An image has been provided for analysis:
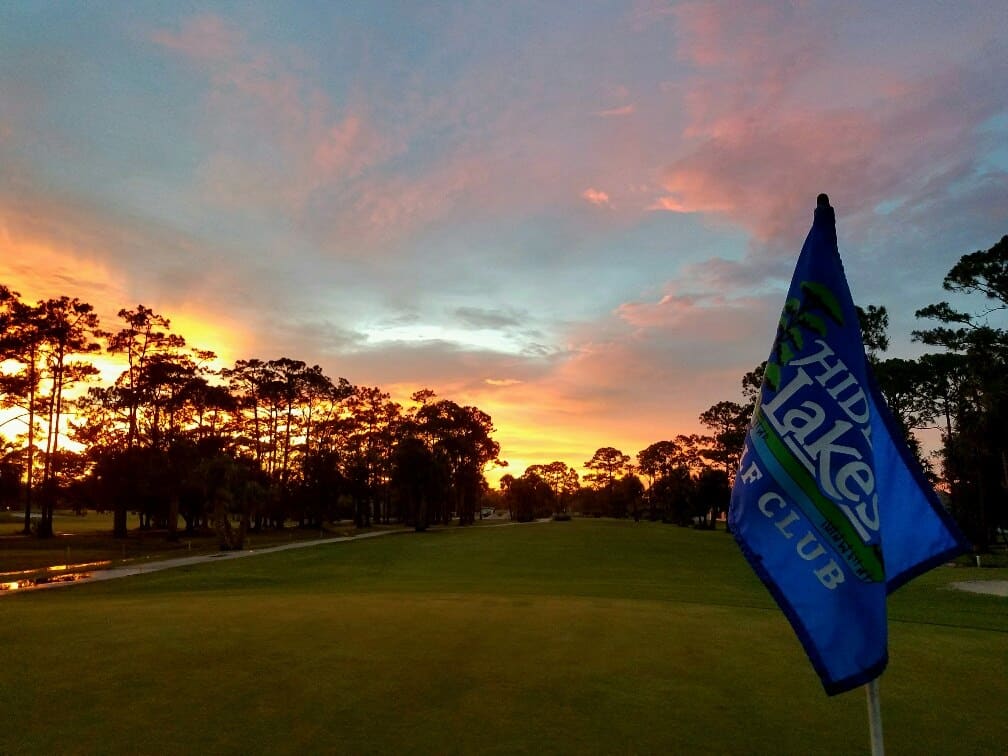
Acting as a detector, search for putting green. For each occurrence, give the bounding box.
[1,520,1004,754]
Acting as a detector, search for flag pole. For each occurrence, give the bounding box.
[865,677,884,756]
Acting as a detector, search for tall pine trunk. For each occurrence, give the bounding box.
[21,346,37,535]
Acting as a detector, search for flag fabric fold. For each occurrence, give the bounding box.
[728,195,969,695]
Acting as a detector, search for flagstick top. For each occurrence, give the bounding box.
[814,193,836,229]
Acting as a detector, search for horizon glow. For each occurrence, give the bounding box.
[1,1,1006,486]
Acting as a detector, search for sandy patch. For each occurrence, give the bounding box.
[949,580,1008,597]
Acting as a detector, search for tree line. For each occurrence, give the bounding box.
[498,228,1008,549]
[0,286,778,541]
[0,296,501,543]
[495,437,734,527]
[2,234,1005,549]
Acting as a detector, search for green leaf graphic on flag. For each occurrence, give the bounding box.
[764,281,845,391]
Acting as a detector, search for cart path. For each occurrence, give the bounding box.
[2,518,548,596]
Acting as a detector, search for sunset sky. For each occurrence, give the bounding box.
[2,1,1007,484]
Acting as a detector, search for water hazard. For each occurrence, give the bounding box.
[0,560,111,593]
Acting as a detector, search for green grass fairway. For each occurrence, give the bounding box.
[1,520,1004,754]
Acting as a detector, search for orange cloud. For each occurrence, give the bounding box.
[373,348,682,490]
[484,378,523,387]
[0,194,251,372]
[157,307,250,368]
[0,215,128,317]
[581,187,611,207]
[451,304,769,489]
[648,195,693,213]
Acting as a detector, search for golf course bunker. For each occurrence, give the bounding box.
[949,580,1008,597]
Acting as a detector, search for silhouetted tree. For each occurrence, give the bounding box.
[104,306,187,448]
[525,461,579,514]
[913,234,1008,549]
[0,437,23,510]
[502,469,553,521]
[740,362,766,407]
[651,466,695,525]
[616,473,646,521]
[390,436,447,531]
[857,304,890,363]
[694,468,730,529]
[343,386,402,526]
[4,286,514,542]
[637,437,693,520]
[698,401,747,483]
[584,447,629,491]
[223,358,274,467]
[32,297,102,537]
[415,398,501,525]
[584,447,631,517]
[0,290,46,533]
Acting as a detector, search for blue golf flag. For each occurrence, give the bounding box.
[728,195,969,695]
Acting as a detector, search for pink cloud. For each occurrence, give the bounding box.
[616,289,778,344]
[152,15,395,214]
[657,110,885,239]
[649,0,1008,244]
[342,155,490,243]
[671,1,824,74]
[617,292,700,329]
[312,116,364,175]
[597,104,635,117]
[647,194,702,213]
[581,187,611,207]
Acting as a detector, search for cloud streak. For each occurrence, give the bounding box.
[597,104,635,117]
[653,0,1008,251]
[152,14,397,218]
[1,1,1006,485]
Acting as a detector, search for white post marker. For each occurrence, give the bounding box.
[866,677,884,756]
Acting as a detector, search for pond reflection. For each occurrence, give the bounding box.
[0,560,112,593]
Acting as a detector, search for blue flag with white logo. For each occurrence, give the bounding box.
[728,195,969,695]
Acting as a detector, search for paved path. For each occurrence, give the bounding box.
[2,528,406,596]
[2,518,548,596]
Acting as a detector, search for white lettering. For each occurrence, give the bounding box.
[804,420,862,500]
[775,510,800,539]
[762,369,814,433]
[826,373,858,401]
[796,532,826,561]
[840,388,871,425]
[758,491,786,518]
[791,340,845,385]
[835,460,874,502]
[741,461,763,484]
[756,489,852,590]
[791,339,872,426]
[779,401,826,446]
[815,560,846,590]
